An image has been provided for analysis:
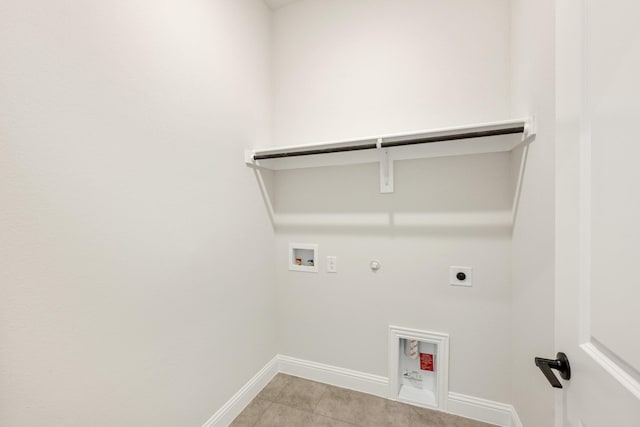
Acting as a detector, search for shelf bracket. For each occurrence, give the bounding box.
[378,139,394,193]
[244,149,257,168]
[523,115,537,140]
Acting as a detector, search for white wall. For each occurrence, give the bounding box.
[0,1,276,426]
[271,0,514,403]
[509,0,556,425]
[273,0,512,146]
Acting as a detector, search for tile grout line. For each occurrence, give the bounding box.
[310,387,360,426]
[245,375,289,427]
[312,386,361,427]
[311,386,329,414]
[271,381,361,427]
[249,400,272,427]
[270,376,290,403]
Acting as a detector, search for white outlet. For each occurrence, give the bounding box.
[327,256,337,273]
[450,266,472,287]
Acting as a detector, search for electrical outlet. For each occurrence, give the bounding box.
[327,256,337,273]
[450,266,472,287]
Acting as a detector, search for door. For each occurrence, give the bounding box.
[556,0,640,425]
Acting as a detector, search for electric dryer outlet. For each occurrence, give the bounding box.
[450,266,473,287]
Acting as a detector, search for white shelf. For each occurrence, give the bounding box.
[245,118,534,172]
[245,118,534,195]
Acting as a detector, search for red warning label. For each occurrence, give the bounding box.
[420,353,434,371]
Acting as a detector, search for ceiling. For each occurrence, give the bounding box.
[264,0,300,10]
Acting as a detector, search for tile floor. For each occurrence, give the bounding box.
[230,374,497,427]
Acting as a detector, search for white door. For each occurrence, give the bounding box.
[556,0,640,425]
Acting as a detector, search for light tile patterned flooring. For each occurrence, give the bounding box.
[230,374,497,427]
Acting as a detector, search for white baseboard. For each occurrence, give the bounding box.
[277,355,389,398]
[447,392,519,427]
[203,355,522,427]
[201,356,278,427]
[279,356,520,427]
[510,407,523,427]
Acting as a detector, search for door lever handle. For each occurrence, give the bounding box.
[534,352,571,388]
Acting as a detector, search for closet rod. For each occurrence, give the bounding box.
[253,126,525,160]
[380,126,524,148]
[253,142,378,160]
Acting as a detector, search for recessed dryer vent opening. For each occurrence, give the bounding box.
[399,339,437,405]
[388,326,449,410]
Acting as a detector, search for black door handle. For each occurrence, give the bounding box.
[534,352,571,388]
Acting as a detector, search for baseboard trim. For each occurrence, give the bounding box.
[203,355,522,427]
[447,392,517,427]
[201,356,278,427]
[277,355,389,398]
[510,406,523,427]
